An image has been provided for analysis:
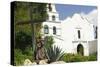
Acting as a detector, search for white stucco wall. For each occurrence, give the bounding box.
[60,14,96,56]
[88,40,97,55]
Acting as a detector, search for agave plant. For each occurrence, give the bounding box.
[46,45,64,63]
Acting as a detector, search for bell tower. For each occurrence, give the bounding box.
[46,3,60,22]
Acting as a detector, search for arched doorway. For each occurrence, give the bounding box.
[77,44,84,55]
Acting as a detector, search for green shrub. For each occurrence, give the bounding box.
[69,54,88,62]
[60,53,97,62]
[15,31,32,51]
[44,36,54,49]
[44,36,64,63]
[46,45,64,63]
[88,53,97,61]
[23,46,34,62]
[14,48,34,66]
[14,49,25,65]
[14,31,34,65]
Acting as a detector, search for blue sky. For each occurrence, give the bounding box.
[56,4,97,20]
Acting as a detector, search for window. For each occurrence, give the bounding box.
[46,15,49,20]
[95,26,97,39]
[78,30,81,39]
[44,25,49,34]
[53,26,56,35]
[52,15,55,21]
[48,4,52,11]
[93,25,97,39]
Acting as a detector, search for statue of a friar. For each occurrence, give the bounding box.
[34,36,49,64]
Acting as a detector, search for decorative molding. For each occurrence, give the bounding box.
[72,40,87,43]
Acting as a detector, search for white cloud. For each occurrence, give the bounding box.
[81,9,98,26]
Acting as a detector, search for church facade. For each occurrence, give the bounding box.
[41,3,97,56]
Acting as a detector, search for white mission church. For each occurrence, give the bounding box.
[41,3,97,56]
